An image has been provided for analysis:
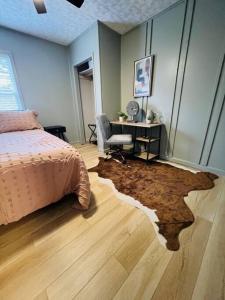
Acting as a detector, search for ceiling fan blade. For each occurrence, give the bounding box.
[66,0,84,8]
[33,0,47,14]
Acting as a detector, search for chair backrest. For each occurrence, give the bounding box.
[96,114,111,144]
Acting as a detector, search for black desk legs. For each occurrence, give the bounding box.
[133,126,137,154]
[158,125,162,158]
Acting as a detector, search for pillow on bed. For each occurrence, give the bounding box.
[0,110,43,133]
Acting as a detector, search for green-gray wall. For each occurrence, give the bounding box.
[99,23,121,120]
[69,22,121,149]
[69,23,102,143]
[121,0,225,175]
[0,22,121,149]
[0,26,75,142]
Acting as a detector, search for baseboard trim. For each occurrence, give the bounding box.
[68,143,225,176]
[167,156,225,176]
[202,166,225,177]
[69,140,80,145]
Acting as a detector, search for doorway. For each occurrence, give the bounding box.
[76,59,96,143]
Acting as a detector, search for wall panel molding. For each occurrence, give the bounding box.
[120,0,225,173]
[169,0,195,157]
[172,0,225,165]
[121,23,147,112]
[200,52,225,166]
[150,1,186,156]
[207,95,225,164]
[169,157,225,176]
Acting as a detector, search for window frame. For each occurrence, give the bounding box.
[0,50,25,111]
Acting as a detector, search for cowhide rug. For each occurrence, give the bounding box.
[89,158,218,251]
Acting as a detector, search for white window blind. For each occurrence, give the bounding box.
[0,53,23,111]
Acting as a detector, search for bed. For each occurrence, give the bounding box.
[0,111,90,225]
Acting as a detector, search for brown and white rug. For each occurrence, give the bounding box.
[89,158,218,251]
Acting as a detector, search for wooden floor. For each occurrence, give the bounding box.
[0,144,225,300]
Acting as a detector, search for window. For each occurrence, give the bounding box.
[0,52,23,111]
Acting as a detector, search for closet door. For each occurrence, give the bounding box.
[79,76,95,142]
[173,0,225,164]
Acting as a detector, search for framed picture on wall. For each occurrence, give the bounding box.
[133,55,154,97]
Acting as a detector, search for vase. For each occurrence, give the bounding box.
[119,116,124,122]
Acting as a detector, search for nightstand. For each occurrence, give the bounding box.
[44,125,66,141]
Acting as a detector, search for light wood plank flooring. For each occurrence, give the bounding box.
[0,143,224,300]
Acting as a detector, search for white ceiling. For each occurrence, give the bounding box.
[0,0,179,46]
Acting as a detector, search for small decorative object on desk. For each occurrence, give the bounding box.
[146,110,157,124]
[118,111,128,122]
[126,100,139,122]
[146,114,152,124]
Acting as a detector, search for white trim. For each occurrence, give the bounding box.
[71,56,95,144]
[169,156,225,176]
[73,64,86,143]
[70,51,103,150]
[69,140,81,145]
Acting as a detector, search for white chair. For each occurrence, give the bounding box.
[96,114,133,163]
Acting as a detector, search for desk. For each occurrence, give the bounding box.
[110,121,162,162]
[110,120,161,129]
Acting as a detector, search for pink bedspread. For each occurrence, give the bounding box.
[0,130,90,225]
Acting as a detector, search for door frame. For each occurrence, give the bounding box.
[73,54,98,144]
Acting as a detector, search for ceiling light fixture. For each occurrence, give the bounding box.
[33,0,84,14]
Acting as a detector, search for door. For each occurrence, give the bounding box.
[79,72,96,142]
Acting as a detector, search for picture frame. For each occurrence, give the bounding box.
[133,55,154,97]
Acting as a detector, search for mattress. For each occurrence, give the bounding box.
[0,129,90,225]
